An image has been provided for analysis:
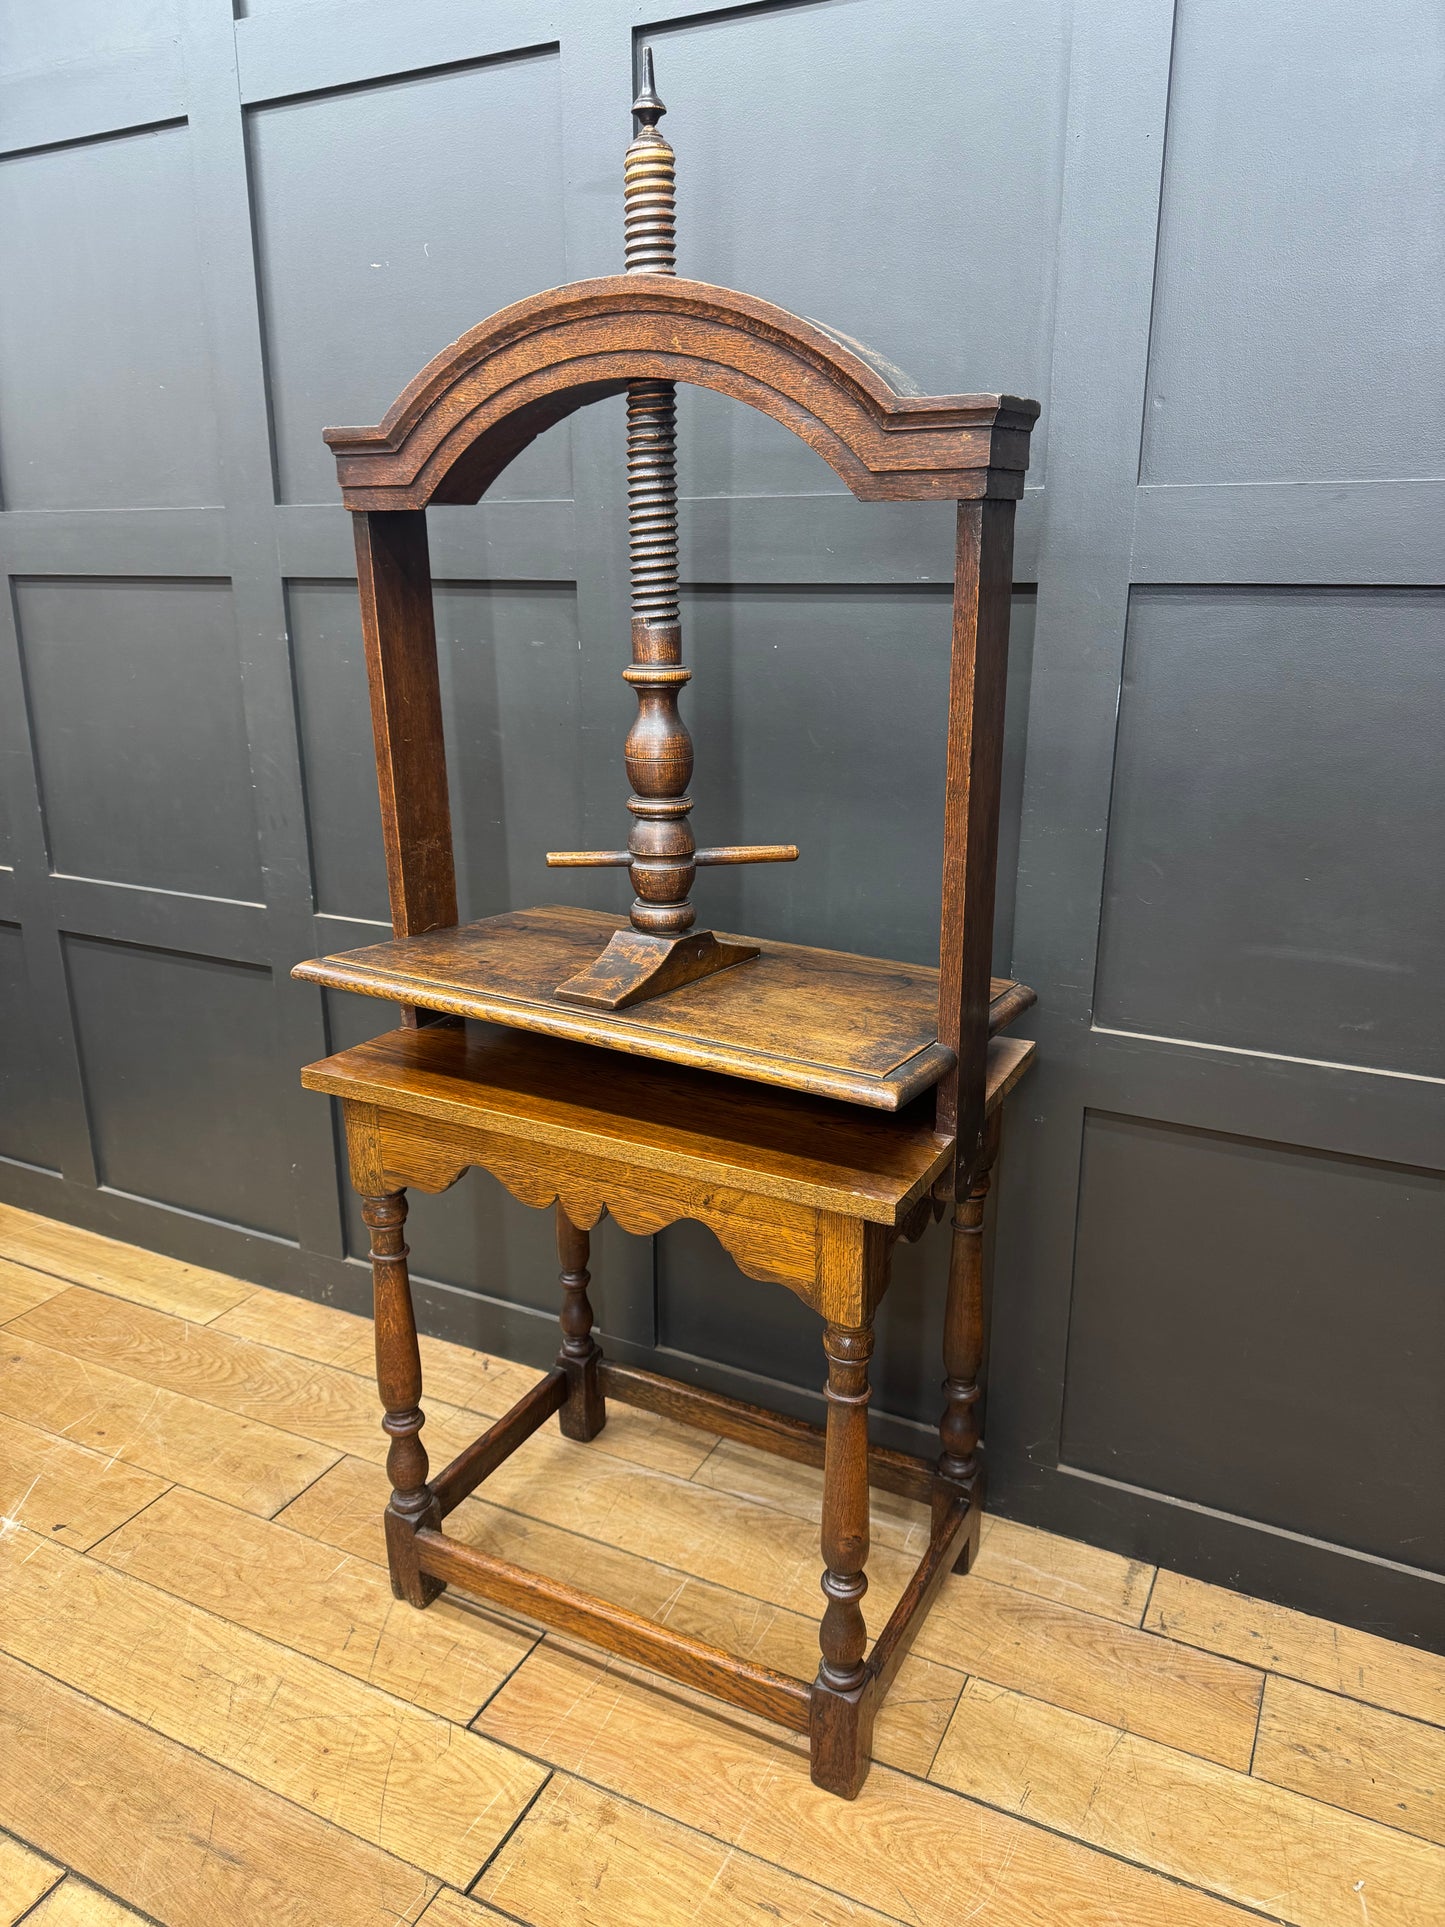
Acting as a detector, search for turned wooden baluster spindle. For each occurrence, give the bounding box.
[548,49,798,1011]
[817,1323,873,1694]
[362,1190,443,1606]
[555,1204,605,1440]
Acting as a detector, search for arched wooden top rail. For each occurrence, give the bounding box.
[324,277,1039,510]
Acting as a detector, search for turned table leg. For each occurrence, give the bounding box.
[933,1117,1001,1572]
[556,1203,606,1441]
[810,1319,876,1798]
[362,1190,443,1607]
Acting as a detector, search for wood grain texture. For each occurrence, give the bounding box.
[693,1439,1159,1627]
[1253,1674,1445,1846]
[279,1455,964,1778]
[3,1227,1437,1925]
[0,1411,168,1552]
[323,276,1037,510]
[476,1772,901,1926]
[604,1361,939,1505]
[415,1890,516,1927]
[0,1651,437,1927]
[935,497,1015,1155]
[1146,1570,1445,1726]
[0,1330,337,1515]
[973,1513,1156,1625]
[692,1437,934,1554]
[408,1415,859,1621]
[213,1284,713,1477]
[475,1642,1261,1927]
[695,1431,1154,1620]
[908,1572,1263,1770]
[351,509,457,958]
[0,1528,544,1884]
[417,1527,814,1732]
[26,1879,153,1925]
[91,1486,536,1724]
[304,1019,955,1221]
[430,1366,566,1515]
[7,1285,484,1477]
[0,1257,66,1325]
[0,1832,61,1924]
[374,1107,831,1303]
[931,1675,1445,1927]
[286,1420,1238,1767]
[0,1204,253,1322]
[296,906,1027,1111]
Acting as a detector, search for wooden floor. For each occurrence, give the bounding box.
[0,1205,1441,1927]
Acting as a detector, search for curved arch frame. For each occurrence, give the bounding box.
[325,276,1037,509]
[330,277,1037,1171]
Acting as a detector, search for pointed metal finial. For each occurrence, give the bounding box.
[632,45,666,129]
[623,47,675,276]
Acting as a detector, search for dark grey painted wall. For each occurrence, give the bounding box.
[0,0,1440,1648]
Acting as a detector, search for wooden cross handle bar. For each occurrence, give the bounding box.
[547,844,799,868]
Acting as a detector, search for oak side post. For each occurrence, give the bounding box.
[935,496,1017,1183]
[934,1110,1002,1572]
[352,507,458,1028]
[556,1203,606,1440]
[810,1319,876,1798]
[361,1190,444,1607]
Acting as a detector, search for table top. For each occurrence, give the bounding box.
[302,1019,1033,1221]
[293,904,1029,1112]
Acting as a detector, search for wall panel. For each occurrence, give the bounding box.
[247,50,568,504]
[17,577,263,901]
[1062,1111,1445,1571]
[654,0,1069,499]
[63,935,293,1237]
[0,122,221,510]
[0,921,63,1172]
[1141,0,1445,485]
[0,1,178,73]
[1095,586,1445,1075]
[290,576,585,925]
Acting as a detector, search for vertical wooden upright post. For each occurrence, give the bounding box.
[352,508,457,1024]
[934,1109,1001,1569]
[556,1203,606,1440]
[361,1188,443,1607]
[810,1319,876,1798]
[935,496,1017,1183]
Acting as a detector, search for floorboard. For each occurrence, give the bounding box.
[1146,1569,1445,1726]
[0,1207,252,1324]
[0,1652,437,1927]
[24,1877,157,1925]
[0,1411,168,1552]
[931,1674,1445,1927]
[1,1212,1440,1927]
[0,1330,337,1515]
[1252,1674,1445,1847]
[0,1529,543,1885]
[0,1829,62,1924]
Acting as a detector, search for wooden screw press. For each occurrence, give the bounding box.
[295,50,1039,1798]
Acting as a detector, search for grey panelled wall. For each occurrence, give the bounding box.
[0,0,1440,1648]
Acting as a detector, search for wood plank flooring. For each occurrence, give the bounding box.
[0,1201,1440,1926]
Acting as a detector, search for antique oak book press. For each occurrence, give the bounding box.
[295,56,1038,1799]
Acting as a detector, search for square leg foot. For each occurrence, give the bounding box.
[558,1350,608,1441]
[932,1479,983,1574]
[809,1675,878,1800]
[385,1500,445,1608]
